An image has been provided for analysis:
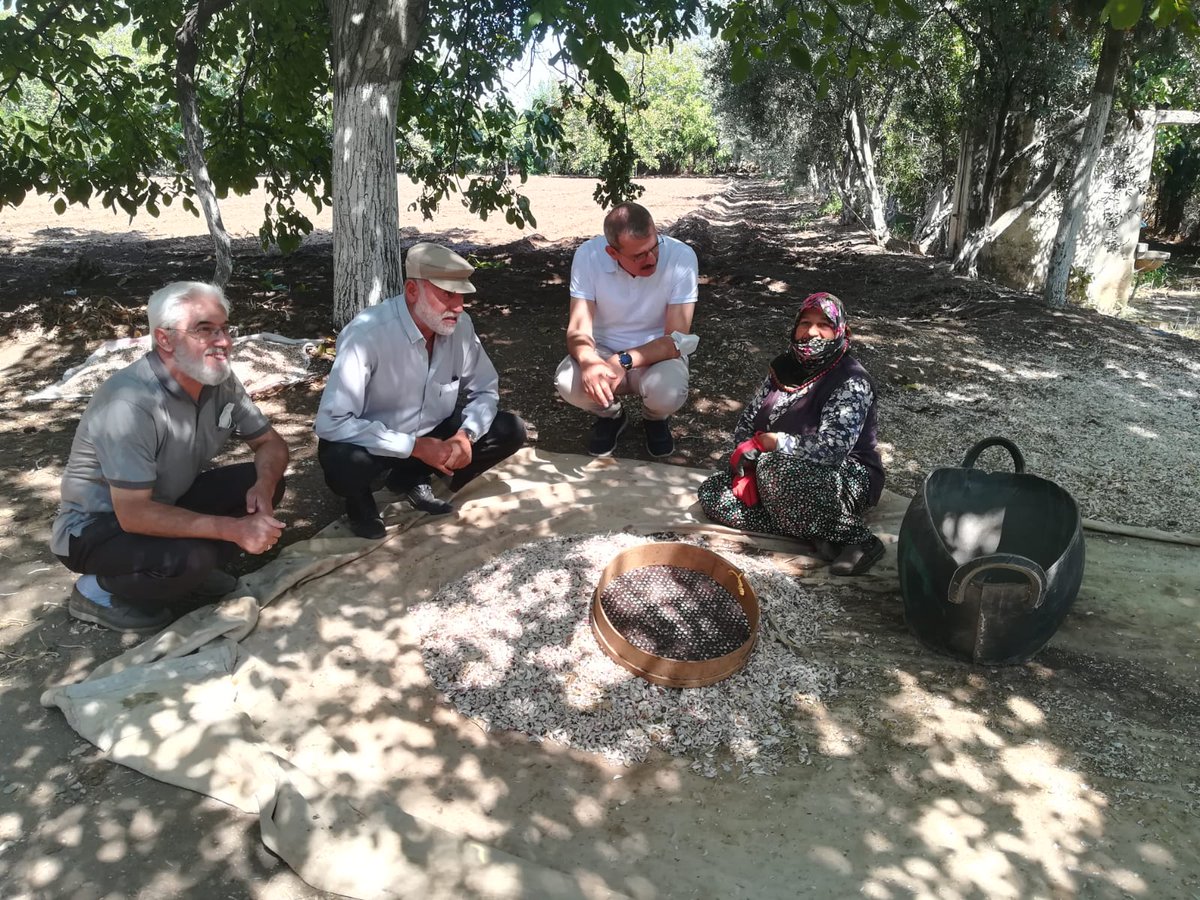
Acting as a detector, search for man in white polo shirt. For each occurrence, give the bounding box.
[554,202,698,458]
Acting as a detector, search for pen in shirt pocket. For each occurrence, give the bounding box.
[218,402,234,429]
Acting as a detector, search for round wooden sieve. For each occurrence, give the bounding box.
[590,542,760,688]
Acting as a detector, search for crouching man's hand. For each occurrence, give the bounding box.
[581,356,623,407]
[445,430,474,470]
[412,436,454,475]
[230,511,285,555]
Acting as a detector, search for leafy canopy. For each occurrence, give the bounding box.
[1,0,705,247]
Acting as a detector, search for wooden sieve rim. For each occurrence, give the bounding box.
[590,542,760,689]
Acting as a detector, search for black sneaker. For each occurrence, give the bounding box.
[830,535,886,576]
[346,494,385,539]
[406,483,453,515]
[192,569,240,600]
[587,411,627,457]
[68,585,174,635]
[644,417,674,458]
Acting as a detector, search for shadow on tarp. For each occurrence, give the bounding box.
[40,448,1200,899]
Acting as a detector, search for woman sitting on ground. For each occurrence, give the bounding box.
[698,292,885,575]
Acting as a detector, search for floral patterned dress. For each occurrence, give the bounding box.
[698,375,876,545]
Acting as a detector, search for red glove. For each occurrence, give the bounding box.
[729,434,768,506]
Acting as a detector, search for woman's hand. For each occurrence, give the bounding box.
[756,432,779,452]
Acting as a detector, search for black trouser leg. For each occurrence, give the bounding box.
[60,463,284,610]
[378,415,464,494]
[447,411,527,491]
[318,412,527,497]
[387,409,528,492]
[317,439,392,501]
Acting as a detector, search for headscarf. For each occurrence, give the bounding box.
[768,292,849,392]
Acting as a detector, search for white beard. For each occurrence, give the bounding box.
[176,344,232,386]
[413,285,459,336]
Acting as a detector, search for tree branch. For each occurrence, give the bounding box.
[176,0,240,285]
[0,1,71,97]
[934,0,992,68]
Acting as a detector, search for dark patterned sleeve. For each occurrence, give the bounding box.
[732,378,771,445]
[775,377,874,465]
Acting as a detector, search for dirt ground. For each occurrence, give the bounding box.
[1,175,1199,898]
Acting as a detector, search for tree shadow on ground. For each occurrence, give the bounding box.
[3,176,1199,897]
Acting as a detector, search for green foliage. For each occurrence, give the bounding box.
[1,0,706,252]
[1124,28,1200,235]
[1067,266,1094,305]
[1102,0,1200,32]
[709,0,933,207]
[0,5,184,216]
[876,17,970,213]
[402,0,710,209]
[818,193,843,216]
[1134,261,1176,289]
[535,44,730,181]
[0,0,331,252]
[709,0,1112,234]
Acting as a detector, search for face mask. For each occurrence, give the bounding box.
[791,335,836,360]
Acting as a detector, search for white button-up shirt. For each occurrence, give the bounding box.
[314,296,499,458]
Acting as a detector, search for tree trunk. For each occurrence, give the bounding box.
[951,158,1064,277]
[947,79,992,255]
[947,122,975,254]
[996,110,1088,186]
[327,0,428,327]
[915,184,951,256]
[975,78,1014,235]
[837,159,856,225]
[844,93,889,244]
[1042,27,1126,309]
[176,0,238,288]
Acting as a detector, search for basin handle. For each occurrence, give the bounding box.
[961,437,1026,474]
[948,554,1047,609]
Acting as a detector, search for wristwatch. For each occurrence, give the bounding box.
[463,427,480,444]
[617,351,633,371]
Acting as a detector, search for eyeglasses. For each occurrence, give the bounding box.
[611,235,665,264]
[168,324,239,341]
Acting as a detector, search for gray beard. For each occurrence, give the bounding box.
[176,350,231,386]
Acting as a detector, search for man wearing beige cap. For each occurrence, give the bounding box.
[315,242,526,537]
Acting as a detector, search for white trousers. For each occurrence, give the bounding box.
[554,346,690,421]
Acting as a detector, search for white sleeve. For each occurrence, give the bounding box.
[668,242,699,305]
[457,326,500,439]
[568,242,596,301]
[313,339,417,458]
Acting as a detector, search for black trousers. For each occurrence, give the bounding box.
[57,463,286,610]
[317,410,527,502]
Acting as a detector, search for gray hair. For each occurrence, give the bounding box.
[603,202,655,248]
[147,282,229,346]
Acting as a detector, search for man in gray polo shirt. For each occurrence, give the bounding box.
[52,281,290,634]
[315,242,526,538]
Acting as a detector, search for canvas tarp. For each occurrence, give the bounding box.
[41,449,1200,898]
